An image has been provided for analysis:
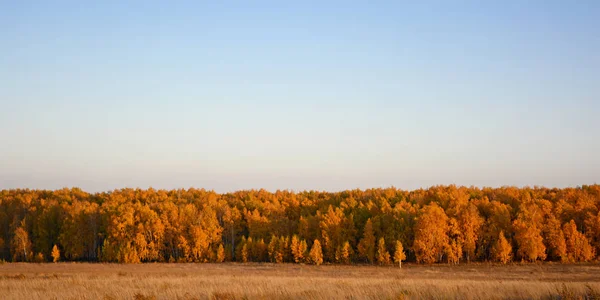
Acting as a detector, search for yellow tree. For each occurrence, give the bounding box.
[290,235,299,261]
[189,226,210,262]
[477,200,512,261]
[393,240,406,268]
[584,211,600,257]
[336,241,353,264]
[222,206,242,261]
[458,204,483,262]
[563,220,594,262]
[268,235,279,263]
[445,240,462,264]
[51,245,60,263]
[543,216,567,261]
[319,206,345,262]
[357,219,376,263]
[177,235,191,262]
[291,235,305,263]
[216,244,225,263]
[278,236,290,263]
[513,217,546,262]
[298,239,308,263]
[376,237,391,265]
[492,231,512,264]
[241,243,250,263]
[11,225,32,262]
[308,240,323,265]
[413,204,449,263]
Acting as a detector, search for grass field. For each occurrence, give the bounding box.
[0,263,599,299]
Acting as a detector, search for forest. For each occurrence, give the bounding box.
[1,185,599,265]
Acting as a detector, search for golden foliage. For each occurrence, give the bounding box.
[51,245,60,263]
[308,240,323,265]
[0,185,598,264]
[493,231,512,264]
[393,240,406,268]
[357,219,376,264]
[376,237,390,265]
[413,204,449,263]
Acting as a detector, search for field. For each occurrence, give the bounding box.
[1,263,599,300]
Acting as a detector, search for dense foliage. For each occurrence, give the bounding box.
[1,185,599,264]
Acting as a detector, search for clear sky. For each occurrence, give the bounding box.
[1,1,599,192]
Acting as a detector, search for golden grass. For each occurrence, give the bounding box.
[0,262,599,299]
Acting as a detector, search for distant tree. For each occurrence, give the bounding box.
[11,225,32,262]
[278,236,290,263]
[241,243,249,263]
[357,219,376,264]
[445,240,462,264]
[458,204,483,262]
[51,245,60,263]
[376,237,390,265]
[584,212,600,257]
[235,236,247,263]
[298,240,308,263]
[291,235,301,263]
[413,204,449,263]
[336,241,353,264]
[216,244,225,263]
[513,217,546,262]
[563,220,594,262]
[492,231,512,264]
[320,206,345,262]
[268,235,278,263]
[35,252,45,263]
[255,239,268,262]
[1,184,600,265]
[393,240,406,268]
[308,240,323,265]
[543,216,567,262]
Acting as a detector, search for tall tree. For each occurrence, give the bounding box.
[308,240,323,266]
[513,217,546,262]
[492,231,512,264]
[563,220,594,262]
[11,225,32,262]
[543,216,567,261]
[216,244,225,263]
[393,240,406,268]
[458,204,483,262]
[413,204,449,263]
[336,241,353,264]
[376,237,390,265]
[357,219,376,263]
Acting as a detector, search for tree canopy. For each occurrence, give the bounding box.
[0,185,598,264]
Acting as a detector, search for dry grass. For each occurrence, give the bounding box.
[0,262,599,299]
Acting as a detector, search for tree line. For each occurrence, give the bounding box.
[1,185,599,265]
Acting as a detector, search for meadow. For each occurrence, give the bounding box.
[1,262,599,300]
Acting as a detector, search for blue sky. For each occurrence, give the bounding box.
[1,1,599,192]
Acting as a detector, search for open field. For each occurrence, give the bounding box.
[1,263,599,300]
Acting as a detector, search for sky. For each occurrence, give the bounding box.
[1,1,599,193]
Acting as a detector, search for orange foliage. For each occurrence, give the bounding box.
[0,185,598,264]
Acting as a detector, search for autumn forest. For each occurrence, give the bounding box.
[1,185,599,265]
